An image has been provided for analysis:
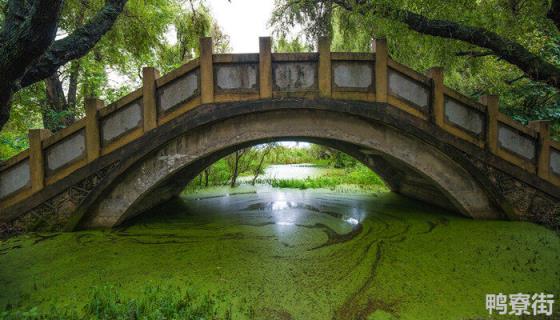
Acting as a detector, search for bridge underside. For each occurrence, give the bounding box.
[80,106,500,228]
[1,99,559,234]
[2,38,560,234]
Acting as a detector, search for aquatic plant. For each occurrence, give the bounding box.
[1,284,231,320]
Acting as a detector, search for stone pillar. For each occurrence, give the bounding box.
[480,95,499,155]
[427,67,444,127]
[529,120,551,180]
[259,37,272,99]
[373,38,388,103]
[85,98,103,162]
[318,37,332,98]
[200,37,214,104]
[29,128,51,192]
[142,67,160,132]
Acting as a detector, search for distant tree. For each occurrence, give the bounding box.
[251,144,278,185]
[273,35,312,52]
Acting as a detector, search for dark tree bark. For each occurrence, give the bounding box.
[43,73,75,132]
[67,61,80,108]
[0,0,128,131]
[19,0,128,89]
[204,168,210,187]
[548,0,560,29]
[0,0,63,130]
[251,146,273,185]
[230,150,242,188]
[331,0,560,90]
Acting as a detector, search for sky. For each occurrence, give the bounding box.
[206,0,276,53]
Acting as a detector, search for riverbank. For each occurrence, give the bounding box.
[187,162,389,194]
[1,190,558,319]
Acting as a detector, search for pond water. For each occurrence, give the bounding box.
[238,163,327,183]
[0,165,559,319]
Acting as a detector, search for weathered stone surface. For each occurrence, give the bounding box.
[0,160,30,199]
[85,109,496,228]
[551,148,560,176]
[46,130,86,173]
[273,62,316,91]
[388,70,429,109]
[333,62,372,89]
[498,124,536,160]
[158,71,198,113]
[2,99,559,234]
[444,97,484,135]
[1,161,119,235]
[471,158,560,229]
[101,101,142,144]
[215,63,257,90]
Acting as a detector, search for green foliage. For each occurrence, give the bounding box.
[186,143,388,193]
[268,163,387,192]
[272,0,560,139]
[273,36,312,52]
[1,284,229,320]
[0,0,230,159]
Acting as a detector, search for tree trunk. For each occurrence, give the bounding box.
[67,61,80,108]
[204,168,210,187]
[43,73,74,132]
[252,147,272,185]
[0,0,128,132]
[230,151,240,188]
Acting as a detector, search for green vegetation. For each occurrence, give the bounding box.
[267,164,387,193]
[272,0,560,139]
[0,0,229,160]
[0,193,558,319]
[2,285,231,320]
[185,143,388,193]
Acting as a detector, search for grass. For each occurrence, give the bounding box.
[267,164,388,192]
[1,284,234,320]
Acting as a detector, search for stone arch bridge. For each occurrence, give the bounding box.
[1,37,559,233]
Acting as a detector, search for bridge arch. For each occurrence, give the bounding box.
[79,104,498,228]
[4,37,559,233]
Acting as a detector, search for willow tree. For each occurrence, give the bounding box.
[0,0,132,132]
[272,0,560,136]
[0,1,229,159]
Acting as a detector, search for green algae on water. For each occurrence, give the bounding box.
[0,191,559,319]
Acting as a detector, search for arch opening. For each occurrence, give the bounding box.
[80,108,499,228]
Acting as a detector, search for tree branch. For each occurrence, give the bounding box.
[455,50,495,57]
[332,0,560,89]
[0,0,63,80]
[548,0,560,30]
[18,0,128,89]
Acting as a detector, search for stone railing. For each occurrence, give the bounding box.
[1,37,559,210]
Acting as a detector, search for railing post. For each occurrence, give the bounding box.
[318,37,332,98]
[259,37,272,99]
[427,67,444,127]
[529,120,551,180]
[200,37,214,104]
[373,38,388,103]
[142,67,160,132]
[86,98,103,162]
[481,95,499,155]
[28,128,51,193]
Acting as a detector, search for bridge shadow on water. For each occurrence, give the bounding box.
[87,185,559,319]
[0,186,559,318]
